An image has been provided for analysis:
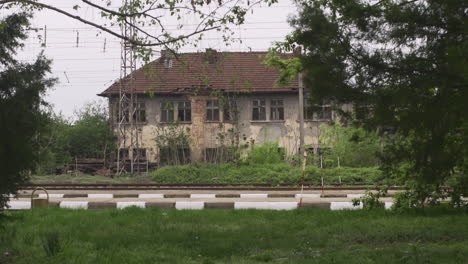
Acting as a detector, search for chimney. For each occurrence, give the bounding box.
[205,48,218,64]
[293,46,302,57]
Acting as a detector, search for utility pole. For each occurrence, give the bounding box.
[297,47,305,154]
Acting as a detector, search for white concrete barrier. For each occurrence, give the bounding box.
[385,202,394,209]
[234,202,297,210]
[175,201,205,210]
[39,193,64,198]
[268,202,298,210]
[295,194,321,198]
[88,194,113,199]
[60,201,88,209]
[347,194,365,198]
[240,194,268,198]
[117,202,146,209]
[330,202,363,210]
[190,194,216,199]
[138,194,165,199]
[6,201,31,210]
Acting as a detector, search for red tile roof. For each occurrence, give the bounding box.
[98,51,298,96]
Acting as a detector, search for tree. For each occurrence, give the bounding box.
[67,102,116,161]
[0,0,278,57]
[271,0,467,206]
[0,13,56,209]
[319,122,381,168]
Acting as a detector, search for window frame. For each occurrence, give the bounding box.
[270,99,285,121]
[251,98,266,121]
[160,101,175,122]
[206,99,220,122]
[177,100,192,122]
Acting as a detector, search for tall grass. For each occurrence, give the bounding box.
[0,207,467,263]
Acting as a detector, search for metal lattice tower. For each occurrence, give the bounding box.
[116,0,141,174]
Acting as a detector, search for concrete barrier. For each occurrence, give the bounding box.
[117,201,145,209]
[138,194,165,199]
[175,201,205,210]
[60,201,88,209]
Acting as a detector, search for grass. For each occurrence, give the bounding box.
[0,207,467,263]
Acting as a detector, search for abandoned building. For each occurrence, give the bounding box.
[99,49,346,165]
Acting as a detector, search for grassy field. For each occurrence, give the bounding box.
[1,207,467,263]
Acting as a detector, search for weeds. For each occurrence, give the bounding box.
[41,232,62,257]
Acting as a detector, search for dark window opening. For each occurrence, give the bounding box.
[204,147,234,163]
[161,102,175,122]
[178,101,191,122]
[252,99,266,120]
[116,102,130,123]
[119,148,129,160]
[304,99,314,120]
[270,99,284,120]
[317,105,332,120]
[133,148,147,161]
[159,147,191,166]
[133,102,146,122]
[223,100,237,122]
[206,100,220,121]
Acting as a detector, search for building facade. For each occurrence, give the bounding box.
[99,50,346,164]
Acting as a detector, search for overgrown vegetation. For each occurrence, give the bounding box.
[0,13,56,210]
[35,101,116,173]
[0,207,467,263]
[267,0,467,208]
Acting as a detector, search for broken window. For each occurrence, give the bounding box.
[159,146,191,166]
[133,101,146,122]
[252,99,266,120]
[206,100,220,121]
[223,100,237,122]
[177,100,191,122]
[161,102,175,122]
[132,148,147,161]
[270,99,284,120]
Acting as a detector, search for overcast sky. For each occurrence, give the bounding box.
[2,0,297,118]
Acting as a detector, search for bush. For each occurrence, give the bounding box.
[150,163,382,184]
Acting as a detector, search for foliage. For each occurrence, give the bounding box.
[352,189,388,210]
[319,122,382,167]
[248,142,285,165]
[66,102,115,160]
[0,13,56,209]
[154,124,192,166]
[150,163,382,184]
[1,208,467,263]
[268,0,467,207]
[34,102,116,173]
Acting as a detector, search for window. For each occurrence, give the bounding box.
[177,101,191,122]
[252,99,266,120]
[204,147,233,163]
[304,99,314,120]
[133,102,146,122]
[161,102,175,122]
[223,100,237,122]
[118,148,129,160]
[116,101,130,123]
[133,148,147,160]
[164,58,173,68]
[317,105,332,120]
[206,100,220,121]
[270,99,284,120]
[159,147,190,166]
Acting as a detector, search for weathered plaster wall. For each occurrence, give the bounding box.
[110,94,342,163]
